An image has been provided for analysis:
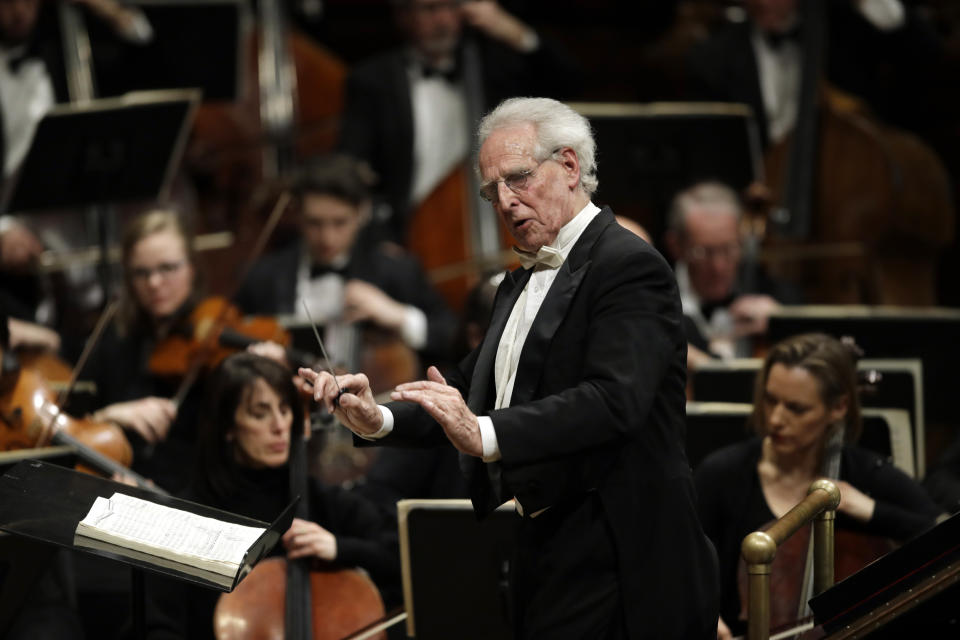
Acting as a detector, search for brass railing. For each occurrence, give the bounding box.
[741,479,841,640]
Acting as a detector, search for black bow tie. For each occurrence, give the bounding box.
[420,62,460,83]
[309,263,348,279]
[700,292,738,320]
[763,25,801,50]
[6,51,33,74]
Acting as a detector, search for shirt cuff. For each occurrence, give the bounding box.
[477,416,501,462]
[518,29,540,53]
[859,0,905,31]
[355,405,395,440]
[401,305,428,351]
[116,8,154,44]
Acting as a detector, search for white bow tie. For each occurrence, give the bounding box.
[513,245,564,270]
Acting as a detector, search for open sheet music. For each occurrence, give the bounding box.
[75,492,266,578]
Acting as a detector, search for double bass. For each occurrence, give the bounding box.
[758,0,955,306]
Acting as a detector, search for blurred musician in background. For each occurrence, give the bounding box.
[664,181,799,369]
[70,209,198,492]
[336,0,582,242]
[236,154,457,369]
[0,0,152,340]
[695,333,944,639]
[685,0,940,148]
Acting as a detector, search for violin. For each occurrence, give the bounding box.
[148,296,297,380]
[0,349,161,493]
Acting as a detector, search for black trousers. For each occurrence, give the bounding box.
[512,492,627,640]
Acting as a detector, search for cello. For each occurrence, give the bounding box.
[212,356,386,640]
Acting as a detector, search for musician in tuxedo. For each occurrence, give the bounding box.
[336,0,581,242]
[684,0,940,149]
[235,154,457,366]
[664,181,800,370]
[0,0,151,334]
[303,97,719,640]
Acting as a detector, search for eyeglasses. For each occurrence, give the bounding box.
[129,260,185,282]
[479,158,551,203]
[686,243,741,263]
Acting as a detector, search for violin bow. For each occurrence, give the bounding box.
[56,299,118,407]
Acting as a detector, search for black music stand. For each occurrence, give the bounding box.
[397,499,517,639]
[0,460,295,639]
[767,306,960,431]
[567,102,763,242]
[1,89,198,214]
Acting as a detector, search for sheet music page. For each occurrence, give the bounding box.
[76,493,266,573]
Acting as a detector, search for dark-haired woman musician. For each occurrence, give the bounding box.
[144,351,399,639]
[695,333,944,639]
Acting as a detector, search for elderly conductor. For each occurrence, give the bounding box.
[302,97,719,640]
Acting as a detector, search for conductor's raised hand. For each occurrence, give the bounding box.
[297,368,383,436]
[391,366,482,457]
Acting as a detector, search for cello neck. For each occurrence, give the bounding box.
[258,0,299,178]
[58,1,97,102]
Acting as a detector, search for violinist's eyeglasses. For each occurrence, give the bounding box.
[130,260,185,282]
[479,157,552,203]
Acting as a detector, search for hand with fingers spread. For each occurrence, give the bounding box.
[94,397,176,444]
[282,517,338,561]
[297,367,383,436]
[391,366,482,457]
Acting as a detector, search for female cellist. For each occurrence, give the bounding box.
[144,351,399,639]
[694,333,944,639]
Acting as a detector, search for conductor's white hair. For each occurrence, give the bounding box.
[477,97,598,196]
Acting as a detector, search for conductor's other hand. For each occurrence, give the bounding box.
[297,368,383,436]
[392,366,482,457]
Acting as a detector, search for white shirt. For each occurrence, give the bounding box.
[294,246,428,358]
[675,261,748,360]
[407,57,469,208]
[0,46,55,178]
[751,0,905,143]
[367,202,601,451]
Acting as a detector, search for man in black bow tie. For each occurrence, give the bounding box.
[305,97,720,640]
[685,0,937,149]
[664,181,797,369]
[236,154,457,366]
[336,0,581,244]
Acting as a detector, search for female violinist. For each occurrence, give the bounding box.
[69,209,199,491]
[144,351,399,639]
[694,333,944,639]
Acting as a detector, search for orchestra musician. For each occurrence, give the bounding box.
[69,209,198,492]
[663,181,800,370]
[144,351,400,639]
[336,0,582,242]
[0,0,152,339]
[695,333,944,639]
[684,0,940,149]
[235,153,458,368]
[303,97,719,640]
